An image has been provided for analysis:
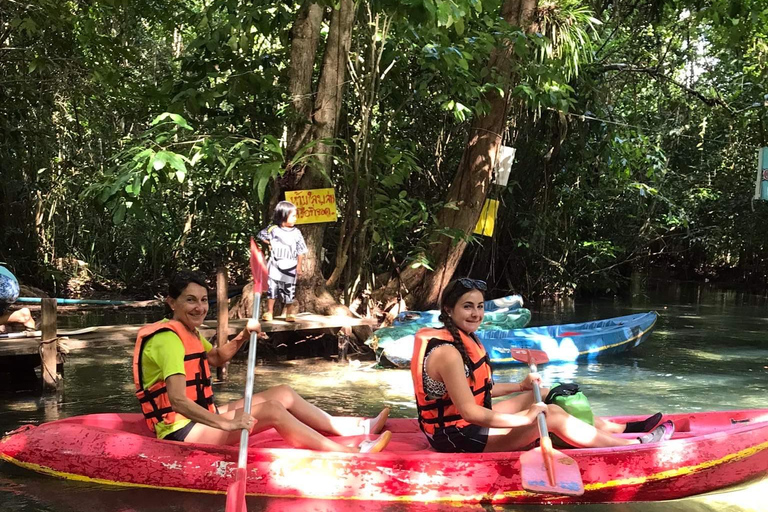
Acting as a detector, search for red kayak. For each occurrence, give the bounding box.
[2,409,768,505]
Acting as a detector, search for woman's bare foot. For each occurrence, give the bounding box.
[359,407,390,435]
[359,431,392,453]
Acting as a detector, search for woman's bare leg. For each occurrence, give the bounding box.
[484,405,638,452]
[546,406,638,447]
[492,387,549,414]
[184,407,250,445]
[218,384,387,436]
[185,400,360,451]
[495,389,627,435]
[594,416,627,434]
[485,421,541,452]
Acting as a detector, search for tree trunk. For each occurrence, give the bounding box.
[285,1,324,161]
[287,0,357,315]
[404,0,539,309]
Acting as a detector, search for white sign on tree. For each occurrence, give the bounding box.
[493,145,516,187]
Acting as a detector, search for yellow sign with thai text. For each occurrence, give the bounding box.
[473,199,498,237]
[285,188,338,224]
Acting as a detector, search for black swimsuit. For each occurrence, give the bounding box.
[163,421,196,442]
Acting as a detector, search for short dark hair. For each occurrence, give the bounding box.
[168,270,209,299]
[273,200,297,225]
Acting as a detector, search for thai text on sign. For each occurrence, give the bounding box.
[285,188,338,224]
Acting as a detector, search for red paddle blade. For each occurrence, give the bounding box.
[225,467,248,512]
[249,238,267,293]
[509,348,549,366]
[520,446,584,496]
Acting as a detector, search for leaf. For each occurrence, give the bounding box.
[454,18,465,36]
[514,36,528,58]
[226,157,241,175]
[149,151,186,178]
[254,161,281,202]
[262,134,283,158]
[151,112,193,130]
[152,153,168,170]
[112,203,127,225]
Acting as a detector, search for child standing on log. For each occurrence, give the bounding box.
[257,201,307,322]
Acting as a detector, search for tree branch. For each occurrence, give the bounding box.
[599,63,733,111]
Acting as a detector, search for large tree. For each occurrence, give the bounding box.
[375,0,539,309]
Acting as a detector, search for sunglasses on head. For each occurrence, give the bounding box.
[457,278,487,291]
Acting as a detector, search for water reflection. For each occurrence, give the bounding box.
[1,467,766,512]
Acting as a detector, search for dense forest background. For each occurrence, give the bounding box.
[1,0,767,313]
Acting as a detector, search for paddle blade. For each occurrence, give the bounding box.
[520,446,584,496]
[225,467,248,512]
[249,238,268,293]
[509,348,549,366]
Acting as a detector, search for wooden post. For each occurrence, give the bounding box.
[216,267,229,381]
[40,298,59,391]
[337,326,351,363]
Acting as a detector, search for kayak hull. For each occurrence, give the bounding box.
[2,409,768,505]
[483,311,658,365]
[376,311,657,368]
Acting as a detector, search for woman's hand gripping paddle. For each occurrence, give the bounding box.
[225,238,268,512]
[509,348,584,497]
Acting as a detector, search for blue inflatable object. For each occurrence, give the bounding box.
[393,294,523,326]
[0,266,20,304]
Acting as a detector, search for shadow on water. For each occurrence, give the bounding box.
[1,277,767,511]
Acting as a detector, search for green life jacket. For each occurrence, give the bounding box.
[545,383,594,448]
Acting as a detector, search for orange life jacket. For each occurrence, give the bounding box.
[411,327,493,435]
[132,319,216,433]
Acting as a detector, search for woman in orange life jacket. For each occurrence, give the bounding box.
[411,278,673,453]
[133,270,391,453]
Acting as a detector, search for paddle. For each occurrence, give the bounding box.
[225,238,268,512]
[510,348,584,497]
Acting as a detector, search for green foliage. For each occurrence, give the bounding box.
[2,0,767,299]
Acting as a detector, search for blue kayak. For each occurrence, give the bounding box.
[392,294,523,326]
[480,311,658,365]
[376,311,658,368]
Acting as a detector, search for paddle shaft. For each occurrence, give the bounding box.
[529,360,557,487]
[529,361,547,433]
[236,292,261,469]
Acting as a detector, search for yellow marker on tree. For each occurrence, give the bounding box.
[474,199,499,237]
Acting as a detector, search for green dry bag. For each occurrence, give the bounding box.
[545,383,594,426]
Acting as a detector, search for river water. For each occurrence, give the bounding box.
[1,279,767,511]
